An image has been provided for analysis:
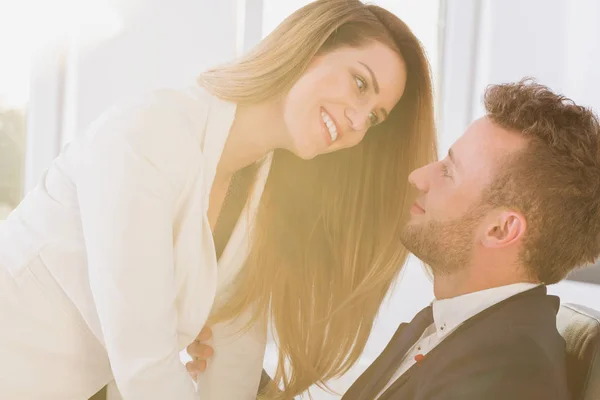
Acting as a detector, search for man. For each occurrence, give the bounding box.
[341,79,600,399]
[187,79,600,399]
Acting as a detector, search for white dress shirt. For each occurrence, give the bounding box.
[377,282,540,397]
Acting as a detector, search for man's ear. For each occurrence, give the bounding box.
[482,211,526,248]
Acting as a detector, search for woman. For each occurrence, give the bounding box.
[0,0,436,399]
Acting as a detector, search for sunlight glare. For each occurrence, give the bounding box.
[0,0,123,108]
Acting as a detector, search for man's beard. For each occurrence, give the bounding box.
[400,205,487,276]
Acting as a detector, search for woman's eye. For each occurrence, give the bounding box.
[369,112,380,126]
[355,76,367,92]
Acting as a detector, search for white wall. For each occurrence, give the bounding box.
[470,0,569,120]
[25,0,239,191]
[439,0,600,151]
[67,0,238,140]
[563,0,600,111]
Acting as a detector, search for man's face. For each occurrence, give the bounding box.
[400,117,527,275]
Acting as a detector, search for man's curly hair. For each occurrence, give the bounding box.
[483,78,600,284]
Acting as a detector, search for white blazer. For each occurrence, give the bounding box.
[0,86,269,399]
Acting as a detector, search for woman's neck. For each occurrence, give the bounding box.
[215,100,288,183]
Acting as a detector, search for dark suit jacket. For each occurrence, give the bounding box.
[343,286,571,400]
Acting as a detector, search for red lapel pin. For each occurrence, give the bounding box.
[414,354,425,364]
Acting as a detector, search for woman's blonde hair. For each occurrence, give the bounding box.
[199,0,437,398]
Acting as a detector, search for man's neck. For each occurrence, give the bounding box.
[432,265,537,300]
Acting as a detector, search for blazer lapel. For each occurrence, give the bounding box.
[171,87,236,348]
[193,85,237,214]
[213,154,272,298]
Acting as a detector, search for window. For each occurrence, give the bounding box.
[0,0,125,220]
[262,0,313,36]
[0,4,30,219]
[0,107,26,220]
[370,0,441,91]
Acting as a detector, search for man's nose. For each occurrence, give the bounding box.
[408,165,430,193]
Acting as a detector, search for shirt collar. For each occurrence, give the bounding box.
[431,282,541,339]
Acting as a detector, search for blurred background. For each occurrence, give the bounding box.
[1,0,599,398]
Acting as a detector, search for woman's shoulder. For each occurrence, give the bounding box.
[77,86,217,191]
[90,85,212,138]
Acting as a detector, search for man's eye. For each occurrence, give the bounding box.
[441,164,452,178]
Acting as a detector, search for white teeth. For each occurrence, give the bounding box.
[321,111,338,141]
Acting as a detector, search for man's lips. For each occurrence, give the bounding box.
[410,202,426,214]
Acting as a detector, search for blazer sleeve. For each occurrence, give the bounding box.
[417,336,570,400]
[195,307,268,398]
[77,92,206,399]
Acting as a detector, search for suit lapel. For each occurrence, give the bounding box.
[376,285,552,399]
[377,361,418,399]
[342,323,409,399]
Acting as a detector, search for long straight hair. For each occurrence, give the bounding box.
[199,1,437,397]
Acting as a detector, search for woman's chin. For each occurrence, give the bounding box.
[297,151,319,160]
[289,143,320,160]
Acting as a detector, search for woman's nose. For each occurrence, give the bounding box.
[344,107,369,132]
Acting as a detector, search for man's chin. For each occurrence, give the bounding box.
[399,229,424,255]
[399,224,436,264]
[403,217,426,231]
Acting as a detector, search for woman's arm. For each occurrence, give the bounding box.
[187,328,279,398]
[194,310,268,398]
[77,93,203,399]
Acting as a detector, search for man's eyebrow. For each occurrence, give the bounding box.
[448,148,459,168]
